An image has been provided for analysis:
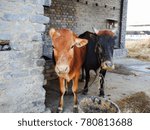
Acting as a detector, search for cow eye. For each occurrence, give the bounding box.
[70,45,74,49]
[52,45,55,49]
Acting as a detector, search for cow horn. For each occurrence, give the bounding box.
[92,27,99,34]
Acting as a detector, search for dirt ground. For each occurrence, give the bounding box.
[44,58,150,113]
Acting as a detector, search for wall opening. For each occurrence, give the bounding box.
[0,40,11,51]
[95,3,98,6]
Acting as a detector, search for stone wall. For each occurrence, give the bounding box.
[0,0,51,112]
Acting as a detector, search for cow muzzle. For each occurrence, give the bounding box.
[55,64,70,75]
[101,61,115,70]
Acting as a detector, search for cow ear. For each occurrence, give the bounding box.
[75,38,88,48]
[49,28,56,38]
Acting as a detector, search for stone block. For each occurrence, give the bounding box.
[25,0,45,5]
[30,15,49,24]
[2,13,29,21]
[44,0,51,6]
[10,41,39,51]
[0,21,11,31]
[22,5,34,14]
[8,51,26,60]
[19,33,29,40]
[36,59,46,67]
[32,33,42,41]
[10,0,25,3]
[0,33,11,40]
[35,5,44,15]
[33,23,46,32]
[3,70,29,80]
[30,67,44,75]
[31,43,43,58]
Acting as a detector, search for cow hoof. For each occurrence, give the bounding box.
[57,108,63,113]
[99,93,105,98]
[82,89,88,95]
[99,90,105,97]
[73,107,78,113]
[65,91,68,95]
[82,91,87,95]
[79,79,85,82]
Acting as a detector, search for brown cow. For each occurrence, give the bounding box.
[49,28,88,113]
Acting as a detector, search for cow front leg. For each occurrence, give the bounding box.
[99,69,106,97]
[57,77,65,113]
[82,70,90,95]
[80,66,85,82]
[64,80,69,95]
[99,75,104,97]
[72,74,79,113]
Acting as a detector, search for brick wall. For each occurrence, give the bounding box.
[43,0,77,59]
[0,0,51,112]
[44,0,76,30]
[44,0,128,60]
[44,0,128,58]
[44,0,121,34]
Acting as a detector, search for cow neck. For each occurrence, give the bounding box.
[69,49,75,73]
[95,43,102,65]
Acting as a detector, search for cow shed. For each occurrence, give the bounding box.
[0,0,128,112]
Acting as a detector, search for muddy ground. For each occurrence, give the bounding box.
[44,58,150,113]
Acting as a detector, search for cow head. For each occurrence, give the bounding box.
[49,28,88,76]
[94,28,117,70]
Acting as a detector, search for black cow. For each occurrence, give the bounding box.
[79,29,116,97]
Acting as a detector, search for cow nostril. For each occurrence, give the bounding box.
[55,65,69,74]
[106,62,113,67]
[65,66,69,72]
[56,66,60,73]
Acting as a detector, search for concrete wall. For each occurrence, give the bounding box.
[0,0,51,112]
[119,0,128,49]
